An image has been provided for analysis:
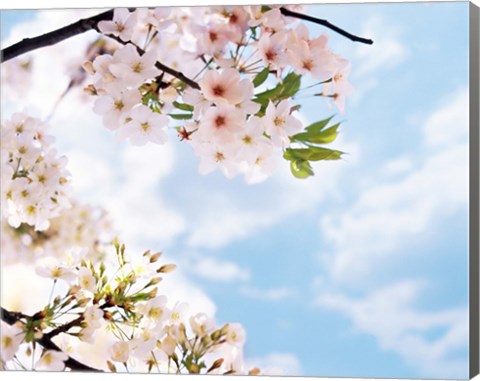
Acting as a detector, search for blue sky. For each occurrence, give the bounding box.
[0,2,470,378]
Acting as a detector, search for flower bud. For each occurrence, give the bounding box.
[201,335,212,347]
[82,61,95,75]
[113,237,120,251]
[157,264,176,273]
[148,287,158,299]
[77,298,90,307]
[189,364,200,374]
[207,358,224,373]
[148,277,162,286]
[220,323,230,336]
[178,323,187,346]
[149,252,162,263]
[107,360,117,373]
[210,329,222,341]
[127,272,137,284]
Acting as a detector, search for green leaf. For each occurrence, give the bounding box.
[305,116,335,134]
[253,67,270,88]
[173,101,194,112]
[254,85,282,101]
[284,147,343,162]
[169,113,193,120]
[253,72,302,116]
[254,72,302,102]
[292,123,340,144]
[279,72,301,99]
[306,146,344,161]
[290,160,314,179]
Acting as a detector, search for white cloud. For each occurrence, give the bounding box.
[186,206,277,249]
[349,15,409,104]
[423,89,469,148]
[158,265,217,317]
[246,352,302,376]
[2,10,102,120]
[313,89,469,377]
[320,89,469,285]
[315,280,468,378]
[185,134,360,250]
[64,150,116,202]
[239,285,294,301]
[105,142,187,249]
[184,255,251,282]
[379,156,414,177]
[354,16,409,77]
[121,143,175,188]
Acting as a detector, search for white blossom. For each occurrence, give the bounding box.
[35,350,69,371]
[98,8,137,42]
[110,341,130,363]
[200,68,250,106]
[264,100,302,147]
[1,322,25,363]
[1,113,71,231]
[225,323,246,347]
[190,313,215,336]
[117,105,169,146]
[109,44,161,89]
[78,267,96,293]
[35,258,76,281]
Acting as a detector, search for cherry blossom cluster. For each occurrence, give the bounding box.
[0,57,33,98]
[1,241,254,374]
[0,111,252,373]
[84,5,353,181]
[1,200,112,265]
[1,113,71,231]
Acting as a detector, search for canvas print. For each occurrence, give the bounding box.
[0,1,476,379]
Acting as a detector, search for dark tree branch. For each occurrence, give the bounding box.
[1,8,200,90]
[1,307,29,324]
[279,7,374,45]
[1,307,102,372]
[1,6,372,69]
[44,316,84,340]
[1,9,115,63]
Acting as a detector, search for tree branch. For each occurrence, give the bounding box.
[1,9,115,63]
[1,306,28,324]
[44,316,84,340]
[1,8,200,90]
[1,307,102,372]
[279,7,374,45]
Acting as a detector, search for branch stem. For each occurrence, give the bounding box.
[1,9,115,62]
[279,7,373,45]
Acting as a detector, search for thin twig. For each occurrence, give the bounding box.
[104,34,200,89]
[279,7,374,45]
